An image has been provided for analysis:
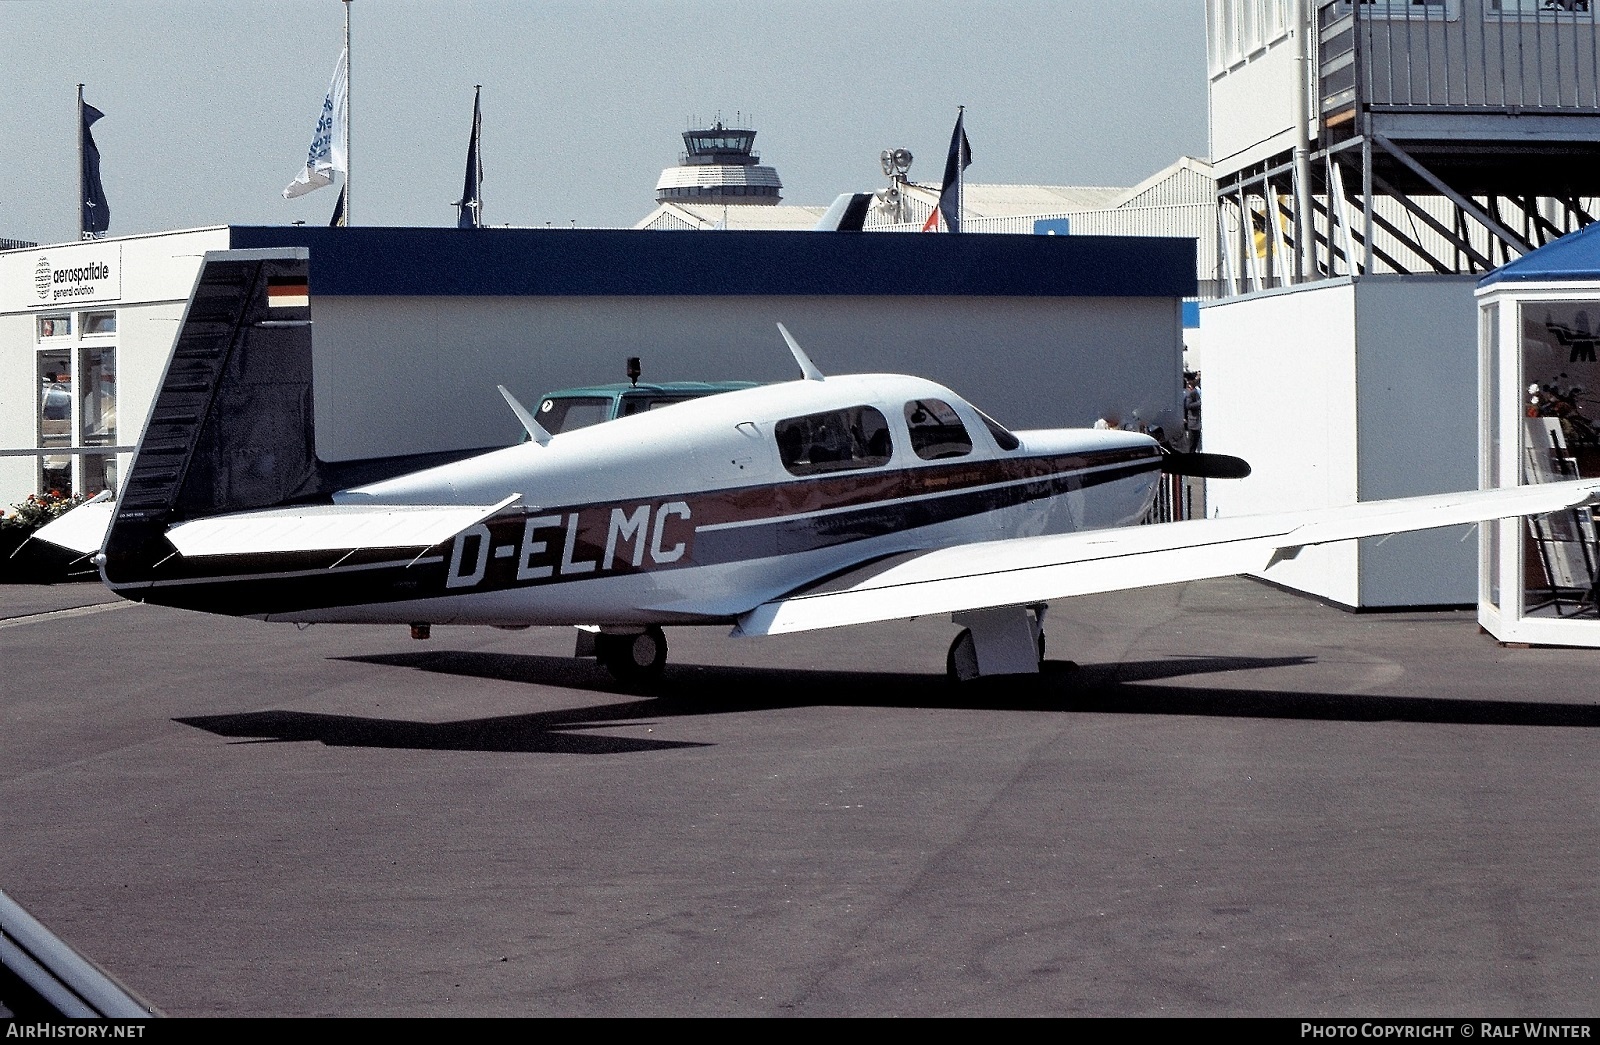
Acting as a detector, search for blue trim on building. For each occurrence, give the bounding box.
[1481,220,1600,286]
[228,226,1196,299]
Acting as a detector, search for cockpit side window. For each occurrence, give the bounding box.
[973,406,1021,451]
[775,406,893,476]
[904,399,973,460]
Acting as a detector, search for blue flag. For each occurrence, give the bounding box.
[457,87,483,229]
[80,99,110,237]
[937,108,972,234]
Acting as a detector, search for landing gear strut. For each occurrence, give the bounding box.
[594,625,668,684]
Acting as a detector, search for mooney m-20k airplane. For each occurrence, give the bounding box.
[34,249,1600,682]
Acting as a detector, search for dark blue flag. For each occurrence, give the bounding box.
[329,185,346,227]
[936,107,972,234]
[80,99,110,237]
[456,87,483,229]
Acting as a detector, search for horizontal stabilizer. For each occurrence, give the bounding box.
[28,493,117,556]
[735,480,1600,637]
[163,494,520,557]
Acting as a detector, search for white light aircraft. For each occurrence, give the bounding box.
[34,249,1600,682]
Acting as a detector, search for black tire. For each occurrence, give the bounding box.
[598,626,668,685]
[946,628,978,683]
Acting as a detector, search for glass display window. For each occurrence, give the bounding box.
[31,312,122,498]
[1517,301,1600,621]
[37,349,73,496]
[80,346,118,494]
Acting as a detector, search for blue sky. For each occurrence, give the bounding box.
[2,1,1208,242]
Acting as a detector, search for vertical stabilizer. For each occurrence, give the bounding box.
[103,249,319,586]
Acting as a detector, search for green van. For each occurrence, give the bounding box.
[529,380,759,437]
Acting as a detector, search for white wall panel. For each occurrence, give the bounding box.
[1353,276,1479,605]
[1202,281,1362,605]
[310,295,1183,463]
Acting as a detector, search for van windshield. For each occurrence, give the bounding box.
[536,396,612,435]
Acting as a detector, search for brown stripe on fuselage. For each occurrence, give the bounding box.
[688,445,1156,529]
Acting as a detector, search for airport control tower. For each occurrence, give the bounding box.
[654,120,783,206]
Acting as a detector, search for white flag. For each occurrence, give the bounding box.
[283,47,348,199]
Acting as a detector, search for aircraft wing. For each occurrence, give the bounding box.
[734,480,1600,637]
[161,494,521,557]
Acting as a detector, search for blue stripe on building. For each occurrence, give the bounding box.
[227,226,1197,299]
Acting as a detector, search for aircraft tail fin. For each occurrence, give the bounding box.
[102,248,320,584]
[812,193,872,232]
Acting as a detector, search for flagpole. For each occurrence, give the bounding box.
[956,105,964,235]
[343,0,351,225]
[76,84,85,240]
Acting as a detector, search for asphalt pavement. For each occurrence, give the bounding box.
[1,577,1596,1016]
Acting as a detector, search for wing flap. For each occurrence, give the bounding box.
[163,494,520,557]
[736,480,1600,636]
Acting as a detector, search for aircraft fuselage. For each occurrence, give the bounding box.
[108,375,1162,627]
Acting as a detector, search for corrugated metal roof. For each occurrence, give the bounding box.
[634,202,829,231]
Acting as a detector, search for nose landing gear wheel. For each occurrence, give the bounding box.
[597,626,668,685]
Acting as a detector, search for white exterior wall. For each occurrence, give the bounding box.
[1352,277,1480,605]
[0,228,227,507]
[1204,280,1362,604]
[308,294,1182,462]
[1203,274,1479,607]
[1207,0,1304,180]
[1,230,1185,505]
[0,308,39,502]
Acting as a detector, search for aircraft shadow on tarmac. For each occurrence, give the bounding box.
[174,701,705,755]
[171,650,1600,755]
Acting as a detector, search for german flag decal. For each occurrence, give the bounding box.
[267,276,309,308]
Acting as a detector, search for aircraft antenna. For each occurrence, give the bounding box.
[498,385,552,445]
[776,323,825,381]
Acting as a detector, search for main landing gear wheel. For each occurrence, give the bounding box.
[947,628,979,682]
[946,627,1047,683]
[597,626,668,685]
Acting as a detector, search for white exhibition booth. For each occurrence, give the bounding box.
[1479,224,1600,645]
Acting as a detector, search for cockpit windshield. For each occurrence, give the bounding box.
[972,406,1021,451]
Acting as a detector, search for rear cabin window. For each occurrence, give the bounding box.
[904,399,973,460]
[537,396,611,434]
[775,406,893,476]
